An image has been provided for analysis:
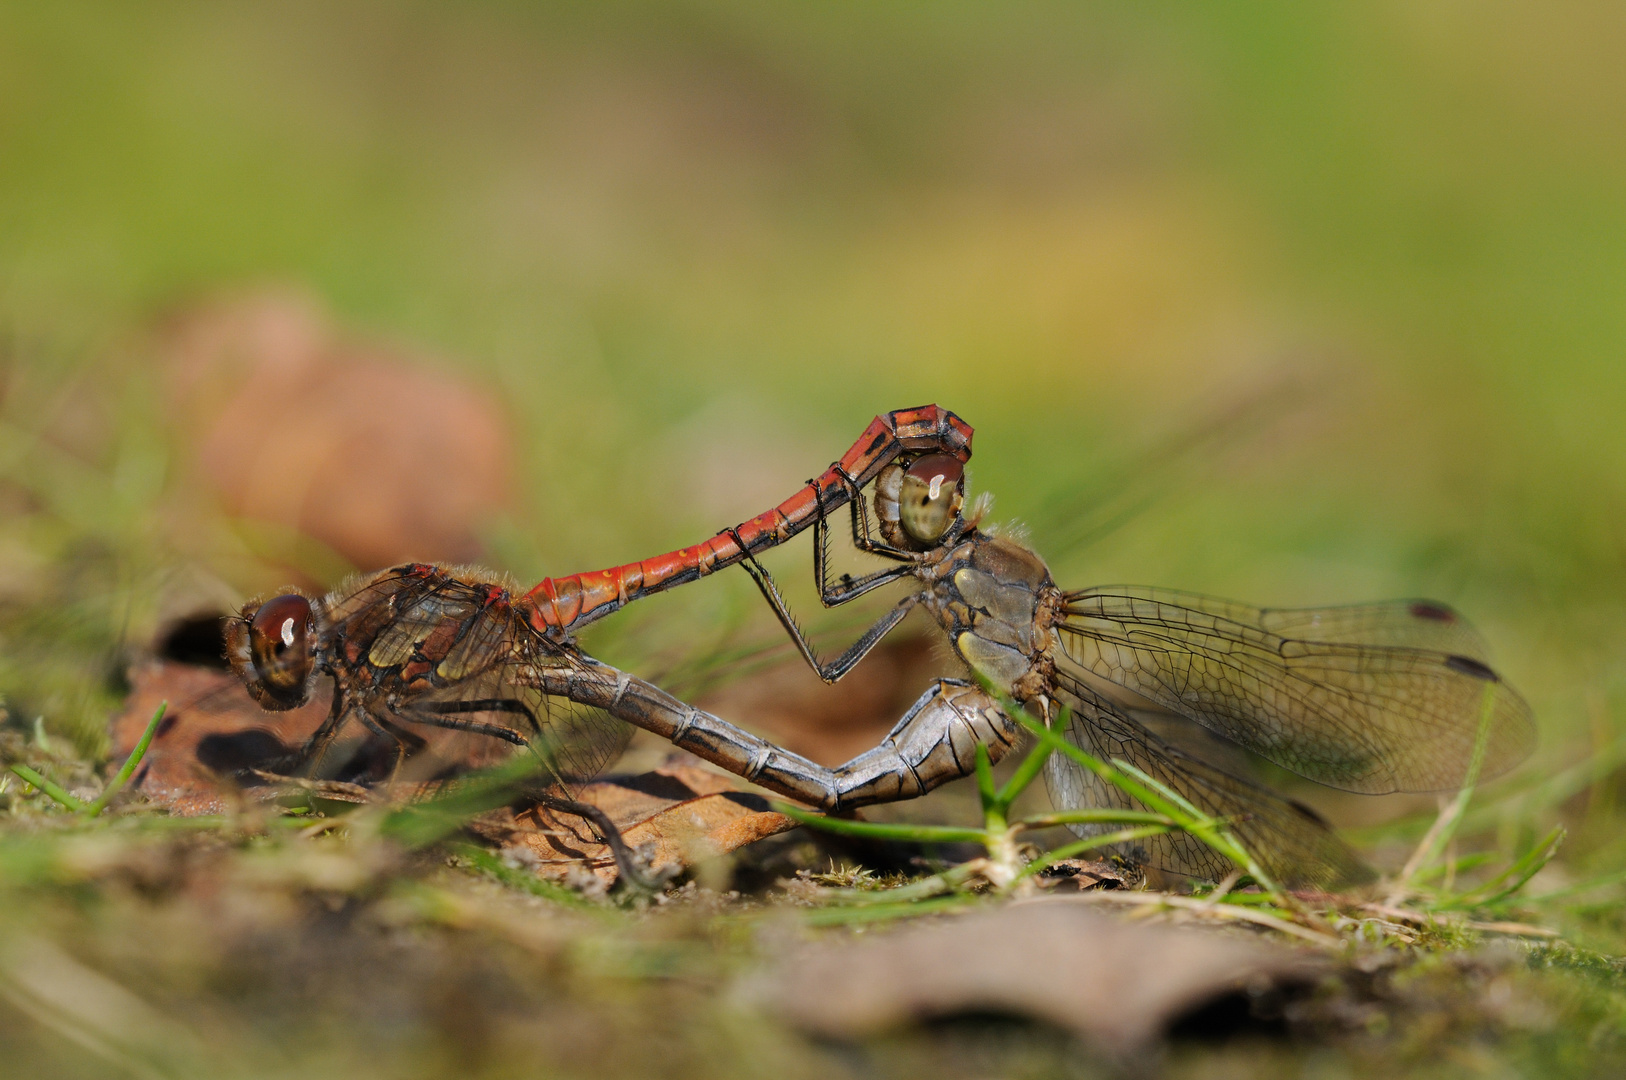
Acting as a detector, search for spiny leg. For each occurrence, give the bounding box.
[725,526,920,683]
[253,692,349,780]
[812,509,917,604]
[531,792,671,891]
[398,708,531,748]
[834,467,911,559]
[403,702,665,889]
[355,709,426,787]
[413,697,543,739]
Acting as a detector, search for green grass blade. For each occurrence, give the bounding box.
[993,738,1052,812]
[85,700,166,817]
[1015,808,1174,830]
[1391,682,1500,897]
[8,763,84,812]
[1109,758,1204,820]
[1006,707,1281,898]
[973,741,997,809]
[774,804,990,845]
[1437,825,1566,911]
[1528,864,1626,906]
[1014,823,1174,881]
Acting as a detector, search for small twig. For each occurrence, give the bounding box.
[1197,869,1245,909]
[1464,920,1560,939]
[1355,902,1558,939]
[1018,891,1341,949]
[250,772,379,804]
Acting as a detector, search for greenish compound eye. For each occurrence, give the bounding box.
[898,453,965,546]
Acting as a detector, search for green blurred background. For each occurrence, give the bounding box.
[2,2,1624,862]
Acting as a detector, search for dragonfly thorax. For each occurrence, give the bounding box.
[921,532,1061,699]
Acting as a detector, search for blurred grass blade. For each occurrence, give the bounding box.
[7,763,84,813]
[1438,826,1566,911]
[1391,682,1500,899]
[379,753,552,848]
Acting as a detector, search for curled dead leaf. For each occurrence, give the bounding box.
[469,761,798,885]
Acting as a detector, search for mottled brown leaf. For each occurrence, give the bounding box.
[469,760,798,885]
[110,661,794,879]
[110,662,512,815]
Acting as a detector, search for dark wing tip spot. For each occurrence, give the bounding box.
[1286,797,1335,828]
[1409,601,1457,623]
[1445,654,1499,682]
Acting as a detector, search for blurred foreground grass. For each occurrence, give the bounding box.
[4,2,1626,1075]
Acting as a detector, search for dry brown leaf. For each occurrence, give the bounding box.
[745,896,1327,1052]
[110,661,512,815]
[469,760,798,885]
[110,662,331,816]
[110,661,794,878]
[158,289,513,570]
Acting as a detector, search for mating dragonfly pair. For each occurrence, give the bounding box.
[226,406,1534,887]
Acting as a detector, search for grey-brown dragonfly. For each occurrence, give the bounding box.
[720,451,1537,887]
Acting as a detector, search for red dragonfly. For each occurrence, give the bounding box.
[226,405,1003,813]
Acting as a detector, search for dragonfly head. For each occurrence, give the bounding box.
[875,453,966,550]
[226,592,319,710]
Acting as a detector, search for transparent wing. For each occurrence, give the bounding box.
[398,606,632,789]
[1057,587,1536,794]
[402,656,632,787]
[1043,681,1370,888]
[368,588,481,668]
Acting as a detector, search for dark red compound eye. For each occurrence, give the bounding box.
[905,454,964,494]
[248,594,315,703]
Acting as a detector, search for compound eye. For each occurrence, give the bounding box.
[248,594,314,703]
[898,454,965,546]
